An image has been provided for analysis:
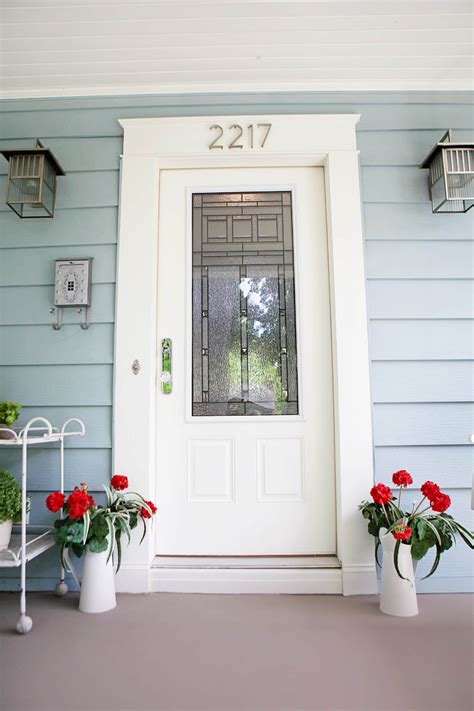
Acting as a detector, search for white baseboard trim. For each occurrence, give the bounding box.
[150,567,342,594]
[342,564,377,596]
[115,564,150,593]
[114,561,376,595]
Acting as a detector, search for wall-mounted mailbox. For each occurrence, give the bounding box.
[52,258,92,330]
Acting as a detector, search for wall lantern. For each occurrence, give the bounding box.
[420,130,474,213]
[1,139,65,218]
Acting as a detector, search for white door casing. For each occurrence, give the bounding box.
[156,167,334,556]
[114,114,376,595]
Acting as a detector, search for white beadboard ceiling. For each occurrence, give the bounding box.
[0,0,473,98]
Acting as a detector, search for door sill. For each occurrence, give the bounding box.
[150,555,342,594]
[153,555,340,569]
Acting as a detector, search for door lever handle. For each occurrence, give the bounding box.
[161,338,172,394]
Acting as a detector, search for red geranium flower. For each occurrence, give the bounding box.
[392,470,413,487]
[430,493,451,513]
[393,523,412,541]
[45,491,65,513]
[421,481,440,500]
[67,487,94,520]
[370,483,393,505]
[111,475,128,491]
[140,500,157,519]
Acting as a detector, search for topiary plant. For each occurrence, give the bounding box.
[0,468,22,523]
[0,401,22,426]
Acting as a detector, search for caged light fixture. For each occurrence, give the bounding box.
[420,130,474,213]
[1,139,65,218]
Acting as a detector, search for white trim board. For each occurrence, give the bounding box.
[153,556,341,569]
[114,113,376,596]
[2,81,473,100]
[150,567,343,595]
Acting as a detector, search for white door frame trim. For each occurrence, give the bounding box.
[114,114,376,596]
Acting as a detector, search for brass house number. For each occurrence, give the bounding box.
[209,123,272,150]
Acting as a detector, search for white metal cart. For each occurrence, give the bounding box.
[0,416,85,633]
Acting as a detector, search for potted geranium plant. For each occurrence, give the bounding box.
[0,468,22,550]
[360,470,473,617]
[46,475,156,613]
[0,401,22,439]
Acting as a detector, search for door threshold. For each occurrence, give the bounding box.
[152,555,341,569]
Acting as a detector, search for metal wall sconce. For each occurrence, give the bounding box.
[420,130,474,213]
[1,139,65,218]
[52,258,93,331]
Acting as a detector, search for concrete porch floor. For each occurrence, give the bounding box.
[0,592,472,711]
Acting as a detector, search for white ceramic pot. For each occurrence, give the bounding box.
[79,547,116,614]
[379,527,418,617]
[0,519,13,551]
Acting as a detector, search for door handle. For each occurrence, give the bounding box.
[161,338,172,394]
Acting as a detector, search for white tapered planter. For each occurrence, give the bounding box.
[0,519,13,551]
[379,527,418,617]
[79,547,116,614]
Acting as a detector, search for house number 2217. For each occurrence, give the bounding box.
[208,123,272,150]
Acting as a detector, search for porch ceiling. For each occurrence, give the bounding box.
[0,0,473,98]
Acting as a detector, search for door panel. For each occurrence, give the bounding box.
[156,167,335,556]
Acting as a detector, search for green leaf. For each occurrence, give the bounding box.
[375,540,382,568]
[54,526,69,545]
[67,522,84,544]
[422,542,442,580]
[88,537,109,553]
[71,543,84,558]
[416,518,427,541]
[368,521,380,537]
[115,530,122,573]
[393,540,409,581]
[90,513,109,539]
[411,539,431,560]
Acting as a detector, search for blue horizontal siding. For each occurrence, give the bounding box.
[0,284,115,325]
[365,241,474,278]
[0,171,119,212]
[357,129,474,166]
[0,324,114,365]
[0,206,117,248]
[1,99,473,140]
[367,280,474,319]
[372,361,474,403]
[0,137,122,174]
[14,406,112,448]
[0,448,110,491]
[3,131,474,174]
[370,320,473,360]
[373,403,474,446]
[0,90,472,593]
[0,244,116,286]
[0,365,112,405]
[374,445,473,489]
[364,203,474,240]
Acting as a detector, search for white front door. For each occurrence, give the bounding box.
[156,166,334,556]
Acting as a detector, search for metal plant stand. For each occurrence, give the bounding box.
[0,417,85,633]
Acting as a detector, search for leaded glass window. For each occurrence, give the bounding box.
[192,191,298,416]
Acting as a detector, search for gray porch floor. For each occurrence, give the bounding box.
[0,592,472,711]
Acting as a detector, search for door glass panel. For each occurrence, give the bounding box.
[192,191,298,416]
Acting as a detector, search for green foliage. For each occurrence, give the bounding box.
[0,401,22,426]
[0,468,22,523]
[50,483,155,574]
[360,499,474,581]
[88,536,109,553]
